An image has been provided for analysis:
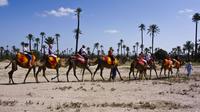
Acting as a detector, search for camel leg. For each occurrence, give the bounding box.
[93,65,100,81]
[23,68,32,83]
[42,67,49,82]
[116,67,123,80]
[149,69,152,80]
[8,70,15,84]
[85,67,93,81]
[33,67,36,82]
[56,68,60,82]
[154,68,158,79]
[100,68,105,81]
[128,70,132,80]
[35,67,42,83]
[82,68,86,82]
[73,66,79,82]
[159,67,163,78]
[66,65,72,82]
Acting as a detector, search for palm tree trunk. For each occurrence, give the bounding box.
[75,13,80,54]
[195,21,198,59]
[56,37,59,55]
[41,36,43,53]
[141,30,144,52]
[29,40,31,51]
[152,33,154,54]
[121,44,122,56]
[36,43,39,51]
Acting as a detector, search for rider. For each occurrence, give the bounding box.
[108,47,115,65]
[24,43,32,67]
[78,45,88,63]
[138,52,147,65]
[48,44,57,58]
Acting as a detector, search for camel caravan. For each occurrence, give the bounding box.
[4,43,184,84]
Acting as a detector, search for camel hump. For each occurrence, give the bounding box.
[102,56,118,65]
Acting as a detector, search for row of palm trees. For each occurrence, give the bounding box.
[20,33,60,55]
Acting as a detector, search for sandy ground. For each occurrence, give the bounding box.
[0,60,200,112]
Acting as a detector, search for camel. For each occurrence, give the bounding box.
[35,55,68,83]
[65,55,93,82]
[4,52,37,84]
[91,56,124,81]
[172,59,184,77]
[147,59,158,79]
[159,58,173,78]
[129,59,148,80]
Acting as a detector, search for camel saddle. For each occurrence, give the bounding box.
[71,54,86,64]
[102,56,118,65]
[16,52,36,67]
[47,56,60,68]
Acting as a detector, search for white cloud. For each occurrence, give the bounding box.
[178,8,195,18]
[178,9,194,14]
[42,7,75,17]
[0,0,8,6]
[104,29,119,34]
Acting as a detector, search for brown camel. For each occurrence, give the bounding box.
[129,60,148,80]
[91,56,124,81]
[66,55,93,82]
[172,59,184,77]
[159,58,173,78]
[35,55,68,83]
[4,52,37,84]
[147,59,158,79]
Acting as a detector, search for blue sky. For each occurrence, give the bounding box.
[0,0,200,53]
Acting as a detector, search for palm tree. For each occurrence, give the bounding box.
[55,33,60,55]
[177,46,182,56]
[117,42,120,55]
[139,24,145,52]
[35,38,40,51]
[183,41,194,60]
[144,48,150,54]
[120,39,123,56]
[75,8,82,54]
[21,42,25,53]
[40,32,46,53]
[45,37,55,54]
[0,47,4,57]
[192,13,200,58]
[135,42,139,54]
[12,45,17,54]
[126,46,130,57]
[26,33,34,51]
[147,24,160,54]
[133,45,136,54]
[123,45,126,56]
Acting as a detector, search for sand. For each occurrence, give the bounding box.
[0,60,200,112]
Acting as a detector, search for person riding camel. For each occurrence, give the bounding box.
[48,44,57,58]
[78,45,88,64]
[24,43,32,67]
[138,52,147,65]
[108,47,115,65]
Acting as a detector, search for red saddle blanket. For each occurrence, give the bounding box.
[71,54,86,64]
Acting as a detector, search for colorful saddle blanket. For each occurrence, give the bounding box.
[102,56,118,65]
[71,54,86,64]
[16,52,36,66]
[47,56,60,68]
